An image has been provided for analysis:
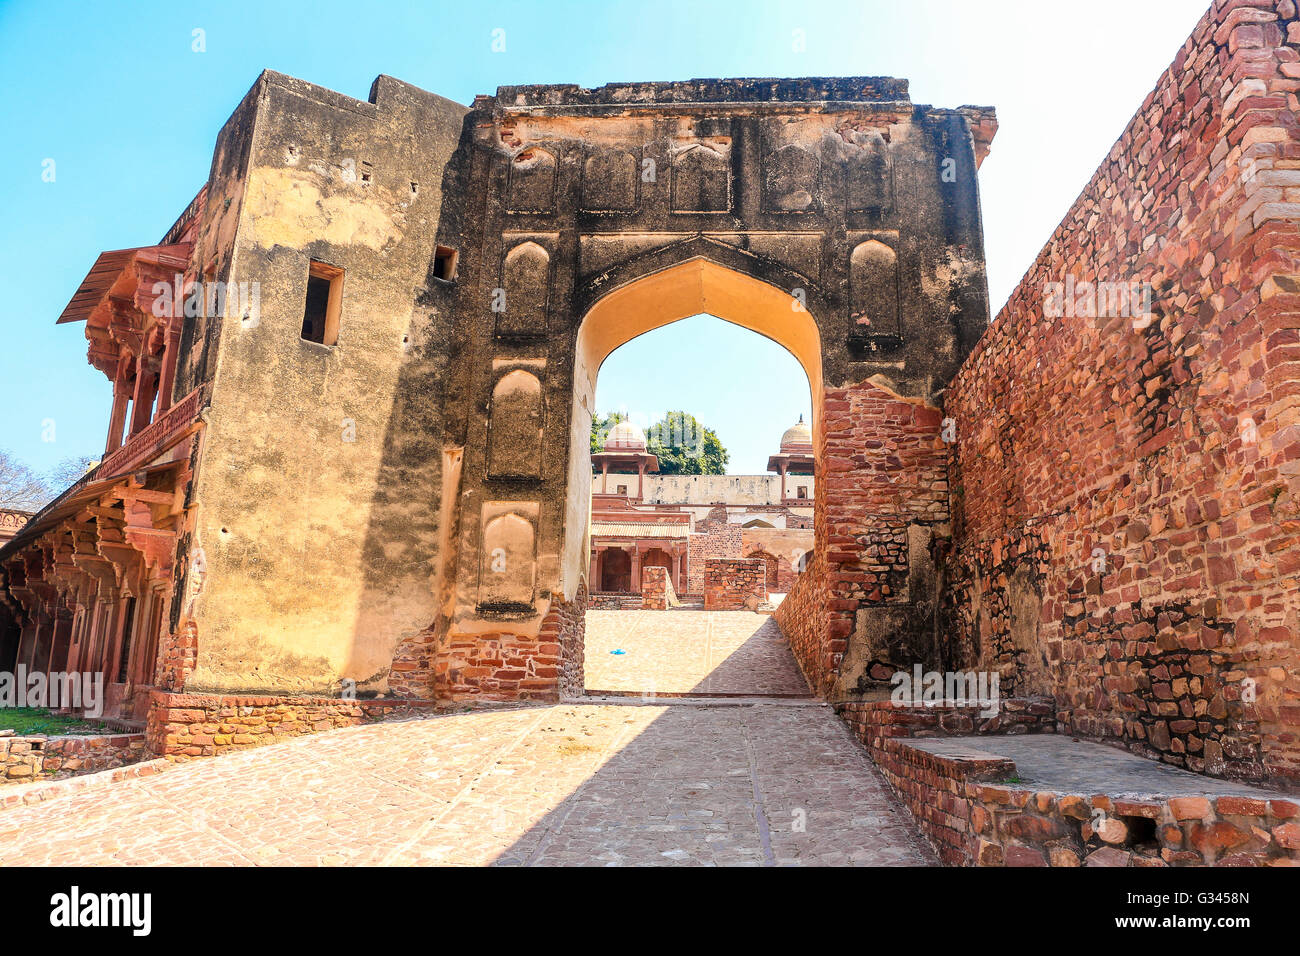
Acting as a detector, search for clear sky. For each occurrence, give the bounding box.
[0,0,1210,478]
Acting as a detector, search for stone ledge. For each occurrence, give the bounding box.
[0,757,169,812]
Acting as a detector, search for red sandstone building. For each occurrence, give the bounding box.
[588,420,814,599]
[0,195,206,723]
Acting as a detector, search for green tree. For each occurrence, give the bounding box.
[646,410,728,475]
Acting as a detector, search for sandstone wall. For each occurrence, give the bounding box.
[0,733,148,784]
[641,565,679,610]
[945,0,1300,785]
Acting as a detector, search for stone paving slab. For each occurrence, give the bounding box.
[584,610,811,696]
[906,735,1285,798]
[0,700,933,867]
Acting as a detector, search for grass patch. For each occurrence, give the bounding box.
[0,708,109,736]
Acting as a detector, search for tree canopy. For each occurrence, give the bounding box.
[590,410,728,476]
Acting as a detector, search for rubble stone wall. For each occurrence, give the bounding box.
[1,733,149,784]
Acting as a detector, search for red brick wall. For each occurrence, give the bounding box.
[687,523,742,593]
[873,736,1300,867]
[437,595,576,701]
[703,558,767,610]
[153,620,198,693]
[945,0,1300,785]
[837,698,1300,866]
[776,378,949,695]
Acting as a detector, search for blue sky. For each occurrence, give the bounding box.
[0,0,1210,476]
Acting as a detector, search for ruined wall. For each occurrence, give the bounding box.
[182,72,468,697]
[776,377,950,698]
[703,558,767,610]
[946,0,1300,784]
[641,565,679,609]
[1,733,149,784]
[687,522,743,593]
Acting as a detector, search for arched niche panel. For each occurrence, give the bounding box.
[849,239,900,335]
[764,144,818,212]
[507,147,557,213]
[478,507,538,610]
[488,369,544,479]
[671,144,729,212]
[582,148,638,212]
[498,241,550,340]
[846,131,893,213]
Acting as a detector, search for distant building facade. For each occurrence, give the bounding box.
[588,420,814,599]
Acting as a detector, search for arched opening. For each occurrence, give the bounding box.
[563,257,824,602]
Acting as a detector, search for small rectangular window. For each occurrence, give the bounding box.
[796,486,807,499]
[301,260,343,345]
[433,246,458,282]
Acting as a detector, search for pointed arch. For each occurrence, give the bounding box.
[563,256,823,598]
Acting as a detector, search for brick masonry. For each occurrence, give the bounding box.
[836,698,1300,866]
[153,620,198,693]
[777,378,950,695]
[687,522,742,594]
[874,736,1300,867]
[552,580,587,699]
[943,0,1300,786]
[703,558,768,610]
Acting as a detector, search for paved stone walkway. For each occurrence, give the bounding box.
[584,609,811,696]
[0,610,934,866]
[0,700,932,866]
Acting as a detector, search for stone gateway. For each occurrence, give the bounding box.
[3,0,1300,791]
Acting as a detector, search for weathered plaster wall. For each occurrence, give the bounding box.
[641,474,806,505]
[946,0,1300,785]
[184,72,468,696]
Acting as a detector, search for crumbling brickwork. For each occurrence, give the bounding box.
[777,378,950,698]
[687,523,742,594]
[703,558,767,610]
[945,0,1300,785]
